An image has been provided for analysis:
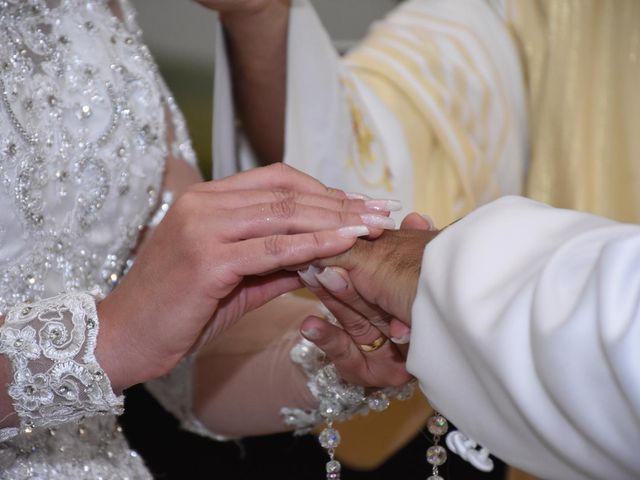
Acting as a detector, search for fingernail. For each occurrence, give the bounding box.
[420,214,436,231]
[301,327,321,340]
[360,214,396,230]
[337,225,370,238]
[316,267,348,292]
[346,192,371,200]
[365,199,403,212]
[298,266,322,287]
[391,332,411,344]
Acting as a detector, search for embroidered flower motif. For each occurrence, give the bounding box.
[0,326,40,360]
[8,374,54,411]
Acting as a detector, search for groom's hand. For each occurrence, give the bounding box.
[314,222,439,326]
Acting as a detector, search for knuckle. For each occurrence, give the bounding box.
[325,186,343,198]
[270,196,297,219]
[347,320,376,339]
[263,235,288,257]
[267,162,291,179]
[329,341,356,364]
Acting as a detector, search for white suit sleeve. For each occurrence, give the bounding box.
[407,196,640,480]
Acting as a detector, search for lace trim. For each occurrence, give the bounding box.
[281,337,415,434]
[0,292,124,441]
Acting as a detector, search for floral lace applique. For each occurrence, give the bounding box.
[0,292,123,442]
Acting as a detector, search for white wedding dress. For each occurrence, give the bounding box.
[0,0,197,477]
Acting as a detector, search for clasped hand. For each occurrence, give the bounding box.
[298,213,440,388]
[94,164,392,393]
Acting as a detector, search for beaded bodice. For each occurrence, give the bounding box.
[0,1,195,477]
[0,0,194,314]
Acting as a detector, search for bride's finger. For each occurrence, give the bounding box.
[192,163,348,198]
[298,266,391,340]
[212,203,394,241]
[389,318,411,345]
[224,227,370,277]
[197,189,393,216]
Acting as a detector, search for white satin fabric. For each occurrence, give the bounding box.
[408,196,640,479]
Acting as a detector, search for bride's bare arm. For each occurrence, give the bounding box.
[192,294,319,437]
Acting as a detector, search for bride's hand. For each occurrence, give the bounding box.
[95,164,388,392]
[298,265,412,387]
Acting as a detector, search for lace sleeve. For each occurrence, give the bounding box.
[0,292,124,442]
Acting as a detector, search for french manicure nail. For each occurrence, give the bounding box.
[346,192,371,200]
[316,267,348,292]
[337,225,370,238]
[361,214,396,230]
[420,214,436,231]
[365,199,403,212]
[298,266,322,287]
[391,333,411,345]
[301,327,321,340]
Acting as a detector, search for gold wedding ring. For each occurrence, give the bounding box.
[357,335,388,353]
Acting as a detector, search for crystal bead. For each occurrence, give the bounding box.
[367,391,390,411]
[86,318,96,329]
[426,445,447,466]
[427,415,449,436]
[58,385,69,395]
[14,338,23,347]
[326,460,341,473]
[319,427,341,449]
[327,474,340,480]
[320,401,341,419]
[79,105,92,119]
[397,382,415,401]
